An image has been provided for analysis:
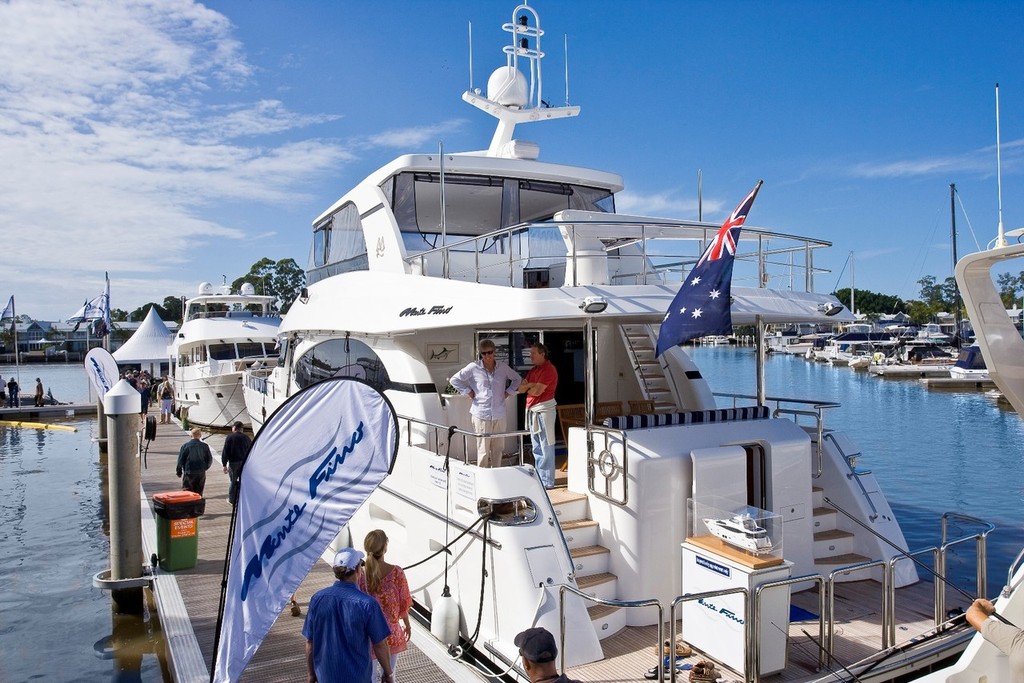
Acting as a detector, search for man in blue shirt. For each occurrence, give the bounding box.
[303,548,392,683]
[449,339,522,467]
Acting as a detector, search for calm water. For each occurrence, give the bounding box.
[0,363,95,405]
[2,356,1024,681]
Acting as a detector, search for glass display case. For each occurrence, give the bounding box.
[688,496,783,561]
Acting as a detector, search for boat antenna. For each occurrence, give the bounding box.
[697,169,703,222]
[824,496,1018,628]
[951,183,962,349]
[995,83,1006,248]
[563,32,569,106]
[468,21,473,91]
[439,141,448,278]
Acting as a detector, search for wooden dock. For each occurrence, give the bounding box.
[138,420,476,683]
[0,402,97,418]
[921,377,995,390]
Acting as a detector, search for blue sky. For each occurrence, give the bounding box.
[1,0,1021,321]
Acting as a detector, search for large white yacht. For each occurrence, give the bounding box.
[243,5,990,681]
[171,281,279,429]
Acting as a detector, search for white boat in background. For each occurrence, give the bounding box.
[240,5,994,681]
[171,282,279,428]
[948,345,989,380]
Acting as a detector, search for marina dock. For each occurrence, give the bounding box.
[137,420,473,683]
[0,402,97,418]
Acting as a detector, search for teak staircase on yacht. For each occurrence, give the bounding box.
[548,488,627,639]
[811,485,869,575]
[619,324,677,412]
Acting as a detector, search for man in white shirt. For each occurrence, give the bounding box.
[450,340,522,467]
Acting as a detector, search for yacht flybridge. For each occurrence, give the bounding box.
[243,5,991,681]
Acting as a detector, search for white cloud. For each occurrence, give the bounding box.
[366,120,468,149]
[615,189,721,218]
[850,139,1024,179]
[0,0,352,318]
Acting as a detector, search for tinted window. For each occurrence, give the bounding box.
[295,338,391,394]
[236,342,266,359]
[209,343,235,360]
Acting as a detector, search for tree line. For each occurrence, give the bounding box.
[834,271,1024,324]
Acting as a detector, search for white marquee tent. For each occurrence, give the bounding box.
[112,307,173,377]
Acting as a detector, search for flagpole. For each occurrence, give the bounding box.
[13,296,21,388]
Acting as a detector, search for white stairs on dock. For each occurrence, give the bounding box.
[619,324,677,412]
[548,488,626,640]
[811,485,869,577]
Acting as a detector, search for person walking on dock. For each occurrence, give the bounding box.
[176,427,213,495]
[360,530,412,682]
[303,548,393,683]
[221,421,251,506]
[158,376,174,424]
[34,378,44,407]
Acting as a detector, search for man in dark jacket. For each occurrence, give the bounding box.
[176,428,213,495]
[221,421,251,506]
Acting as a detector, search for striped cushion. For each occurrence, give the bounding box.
[602,406,770,430]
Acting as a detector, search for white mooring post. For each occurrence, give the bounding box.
[93,379,148,613]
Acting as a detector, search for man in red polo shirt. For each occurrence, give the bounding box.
[519,342,558,488]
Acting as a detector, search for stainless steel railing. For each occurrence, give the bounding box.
[714,392,840,479]
[558,584,664,680]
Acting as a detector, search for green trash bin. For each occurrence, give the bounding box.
[153,490,206,571]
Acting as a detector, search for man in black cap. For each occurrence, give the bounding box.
[514,626,582,683]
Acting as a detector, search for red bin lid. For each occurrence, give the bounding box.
[153,490,203,504]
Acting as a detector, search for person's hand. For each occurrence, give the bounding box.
[176,470,182,478]
[974,598,995,616]
[966,598,997,631]
[223,465,228,474]
[402,621,411,640]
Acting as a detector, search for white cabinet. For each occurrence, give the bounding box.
[680,539,792,676]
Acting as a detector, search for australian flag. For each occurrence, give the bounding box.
[656,180,763,356]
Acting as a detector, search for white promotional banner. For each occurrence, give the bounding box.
[212,377,398,683]
[84,347,119,400]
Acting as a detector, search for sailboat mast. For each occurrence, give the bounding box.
[951,183,962,349]
[996,83,1006,247]
[850,251,855,315]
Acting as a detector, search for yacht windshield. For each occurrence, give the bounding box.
[387,172,614,254]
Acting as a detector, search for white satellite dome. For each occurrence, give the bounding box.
[198,282,214,295]
[487,66,528,108]
[239,282,256,296]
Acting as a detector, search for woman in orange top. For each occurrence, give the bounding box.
[361,530,412,682]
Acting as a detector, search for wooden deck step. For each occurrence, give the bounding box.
[576,572,616,591]
[561,518,599,532]
[587,603,621,619]
[548,488,587,505]
[815,552,871,565]
[814,528,854,541]
[570,544,610,559]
